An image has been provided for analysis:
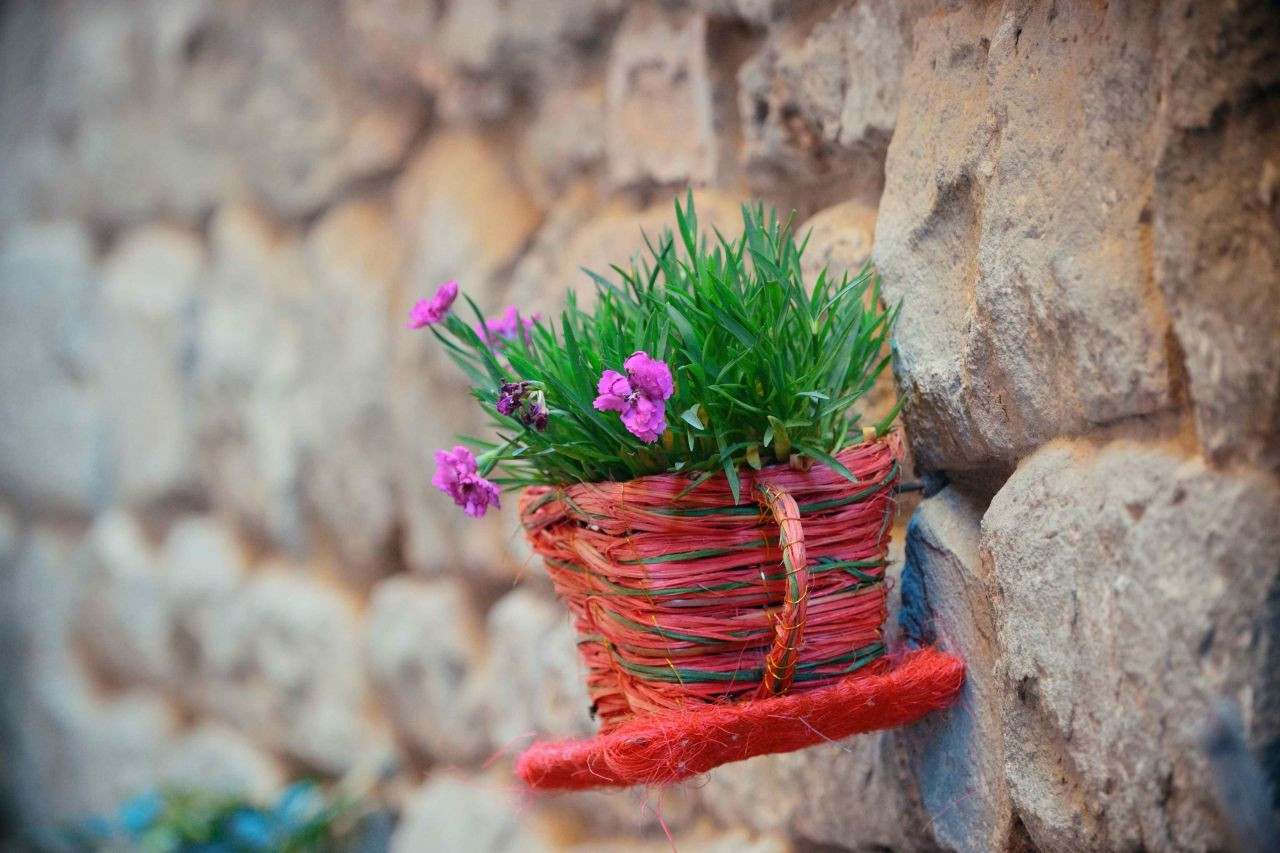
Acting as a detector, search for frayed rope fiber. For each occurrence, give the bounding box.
[515,646,965,790]
[516,434,965,790]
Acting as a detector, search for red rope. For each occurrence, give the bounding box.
[515,646,965,790]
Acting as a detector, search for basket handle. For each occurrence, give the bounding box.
[754,483,809,697]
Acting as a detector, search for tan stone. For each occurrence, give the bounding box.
[198,565,387,774]
[78,510,173,688]
[702,732,936,851]
[341,0,440,86]
[798,200,877,284]
[364,576,491,764]
[0,1,423,225]
[899,488,1014,852]
[482,588,593,746]
[874,2,1177,474]
[796,200,901,433]
[0,222,105,515]
[161,723,287,805]
[101,225,204,507]
[737,0,929,207]
[984,438,1280,851]
[2,525,181,834]
[606,6,716,188]
[569,825,791,853]
[194,205,311,549]
[1153,0,1280,471]
[507,188,749,316]
[161,514,251,716]
[390,130,543,578]
[298,200,405,577]
[522,82,607,203]
[394,129,543,301]
[392,773,557,853]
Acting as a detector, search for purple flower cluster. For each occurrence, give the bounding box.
[497,382,548,432]
[407,280,458,328]
[593,351,674,443]
[432,446,501,518]
[475,306,541,350]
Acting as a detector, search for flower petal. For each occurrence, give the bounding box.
[624,350,674,400]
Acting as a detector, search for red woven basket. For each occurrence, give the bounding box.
[515,432,964,791]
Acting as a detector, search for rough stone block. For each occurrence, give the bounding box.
[1153,0,1280,471]
[196,200,405,576]
[341,0,440,86]
[797,200,900,431]
[0,223,106,515]
[435,0,624,89]
[202,566,384,774]
[482,588,593,747]
[522,83,607,202]
[160,723,287,805]
[162,514,249,704]
[606,6,716,188]
[392,774,556,853]
[297,200,404,577]
[217,3,424,217]
[390,130,545,577]
[393,130,542,296]
[194,204,310,550]
[507,188,749,316]
[874,3,1177,474]
[983,438,1280,851]
[78,510,172,688]
[0,1,422,225]
[100,226,204,507]
[899,488,1013,852]
[1,525,180,834]
[364,576,490,765]
[738,0,926,204]
[567,827,791,853]
[8,686,179,832]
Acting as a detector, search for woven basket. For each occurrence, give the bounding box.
[515,432,964,790]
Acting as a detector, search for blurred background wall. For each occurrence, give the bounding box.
[0,0,1277,850]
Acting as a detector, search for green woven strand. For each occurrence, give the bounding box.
[606,641,887,685]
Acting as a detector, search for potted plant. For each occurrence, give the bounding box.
[409,194,963,790]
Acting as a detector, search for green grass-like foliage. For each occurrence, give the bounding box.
[433,192,900,504]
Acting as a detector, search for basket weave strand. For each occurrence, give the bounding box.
[753,482,808,697]
[519,435,904,729]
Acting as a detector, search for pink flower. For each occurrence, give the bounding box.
[593,351,674,444]
[407,280,459,328]
[595,370,631,405]
[475,306,541,349]
[432,445,501,518]
[623,351,674,399]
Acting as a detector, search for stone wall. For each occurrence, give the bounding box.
[1,1,1276,851]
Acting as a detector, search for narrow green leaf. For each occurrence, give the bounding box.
[722,453,741,505]
[679,405,706,431]
[796,442,858,484]
[767,415,791,460]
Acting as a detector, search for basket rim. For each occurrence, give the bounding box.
[515,646,965,791]
[519,431,904,515]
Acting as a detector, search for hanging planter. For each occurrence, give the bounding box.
[516,432,963,790]
[408,193,964,791]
